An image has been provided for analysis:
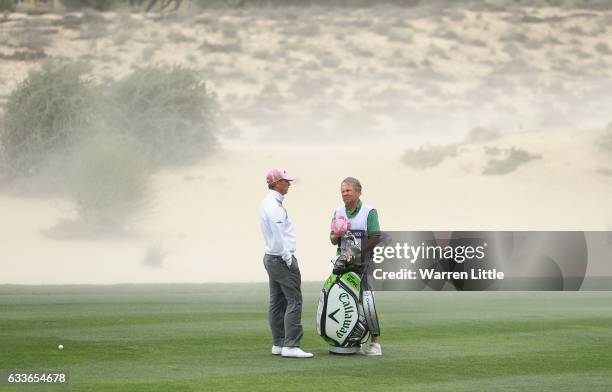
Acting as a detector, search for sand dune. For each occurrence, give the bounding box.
[2,5,612,140]
[1,4,612,283]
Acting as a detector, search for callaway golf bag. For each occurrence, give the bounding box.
[316,231,381,354]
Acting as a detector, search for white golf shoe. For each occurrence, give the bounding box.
[281,347,314,358]
[361,342,382,356]
[271,345,282,355]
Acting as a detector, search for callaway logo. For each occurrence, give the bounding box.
[328,308,340,323]
[335,292,354,339]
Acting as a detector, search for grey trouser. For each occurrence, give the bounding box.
[263,254,303,348]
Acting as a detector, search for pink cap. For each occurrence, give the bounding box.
[266,168,296,185]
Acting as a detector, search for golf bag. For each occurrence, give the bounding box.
[316,231,380,354]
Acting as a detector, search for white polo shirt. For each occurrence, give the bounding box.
[259,189,296,262]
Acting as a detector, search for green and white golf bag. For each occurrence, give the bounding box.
[316,232,380,354]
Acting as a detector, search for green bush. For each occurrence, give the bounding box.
[401,144,459,169]
[482,146,542,175]
[1,62,219,229]
[0,0,15,12]
[1,63,95,175]
[109,66,217,165]
[597,167,612,176]
[0,63,219,177]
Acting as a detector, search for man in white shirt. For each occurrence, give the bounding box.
[259,168,313,358]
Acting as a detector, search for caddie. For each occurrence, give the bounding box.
[330,177,382,355]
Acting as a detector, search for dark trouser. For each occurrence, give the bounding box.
[263,254,303,348]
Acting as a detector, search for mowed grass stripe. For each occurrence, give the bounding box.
[4,324,609,373]
[53,353,612,392]
[1,285,611,392]
[5,347,610,392]
[0,311,265,331]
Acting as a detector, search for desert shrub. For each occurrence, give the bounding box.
[69,134,151,227]
[53,14,83,30]
[199,39,242,53]
[597,167,612,176]
[112,31,130,46]
[319,52,341,68]
[1,62,95,175]
[484,146,501,156]
[108,66,218,165]
[401,144,459,169]
[1,61,219,230]
[482,146,542,175]
[595,42,612,55]
[0,51,47,61]
[601,126,612,152]
[253,49,272,60]
[141,46,158,61]
[79,0,116,11]
[0,0,15,12]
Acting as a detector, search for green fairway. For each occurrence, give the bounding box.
[1,284,611,391]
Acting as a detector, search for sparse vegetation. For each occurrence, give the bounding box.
[596,167,612,176]
[483,146,542,175]
[52,14,83,30]
[200,39,242,53]
[402,144,459,169]
[1,62,95,175]
[484,146,502,156]
[596,42,612,55]
[141,46,158,62]
[2,3,612,215]
[253,49,272,60]
[108,66,218,165]
[0,51,47,61]
[0,62,219,228]
[112,31,130,46]
[318,52,341,68]
[0,0,15,12]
